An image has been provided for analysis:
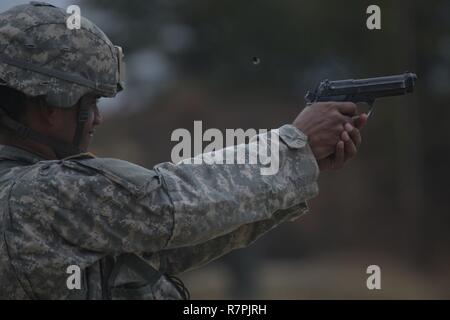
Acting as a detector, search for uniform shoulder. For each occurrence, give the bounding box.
[11,154,162,209]
[31,154,162,197]
[60,155,160,193]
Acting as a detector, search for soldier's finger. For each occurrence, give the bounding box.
[332,141,345,169]
[344,122,354,132]
[336,102,357,116]
[341,131,350,142]
[348,127,362,146]
[353,113,368,129]
[344,137,357,161]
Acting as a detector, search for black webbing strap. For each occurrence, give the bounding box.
[100,255,115,300]
[107,253,163,290]
[106,253,190,300]
[0,107,81,158]
[72,96,90,148]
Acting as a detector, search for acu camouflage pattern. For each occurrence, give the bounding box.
[0,125,319,299]
[0,2,121,108]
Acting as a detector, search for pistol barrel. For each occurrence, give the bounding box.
[305,72,417,104]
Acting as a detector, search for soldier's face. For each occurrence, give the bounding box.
[82,95,102,151]
[77,95,103,152]
[53,94,103,152]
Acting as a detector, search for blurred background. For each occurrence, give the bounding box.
[3,0,449,299]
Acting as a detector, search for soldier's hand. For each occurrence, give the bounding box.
[293,102,357,160]
[318,113,368,171]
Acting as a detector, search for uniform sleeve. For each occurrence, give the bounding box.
[11,124,319,254]
[147,202,309,275]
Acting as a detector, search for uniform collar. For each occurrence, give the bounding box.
[0,144,44,165]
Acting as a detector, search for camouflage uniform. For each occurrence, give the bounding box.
[0,125,319,299]
[0,3,320,299]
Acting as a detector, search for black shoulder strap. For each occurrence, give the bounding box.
[107,253,162,289]
[104,253,190,300]
[0,107,81,158]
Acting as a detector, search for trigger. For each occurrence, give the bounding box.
[366,101,375,118]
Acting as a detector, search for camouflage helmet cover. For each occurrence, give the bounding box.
[0,1,124,108]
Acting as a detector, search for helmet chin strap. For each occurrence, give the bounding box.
[72,96,90,150]
[0,97,90,159]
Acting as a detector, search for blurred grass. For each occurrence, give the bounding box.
[181,252,450,299]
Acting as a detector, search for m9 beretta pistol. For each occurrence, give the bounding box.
[305,72,417,116]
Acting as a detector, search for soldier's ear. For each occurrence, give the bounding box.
[31,99,60,126]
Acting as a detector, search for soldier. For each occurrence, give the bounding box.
[0,2,367,299]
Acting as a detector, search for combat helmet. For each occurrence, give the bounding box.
[0,1,125,158]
